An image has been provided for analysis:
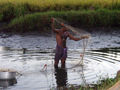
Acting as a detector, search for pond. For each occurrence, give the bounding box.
[0,31,120,90]
[0,46,120,90]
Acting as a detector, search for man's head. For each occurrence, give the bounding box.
[61,23,68,32]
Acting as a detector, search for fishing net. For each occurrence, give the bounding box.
[51,18,91,86]
[53,18,91,67]
[41,18,91,87]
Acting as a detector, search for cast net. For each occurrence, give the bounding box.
[53,18,91,67]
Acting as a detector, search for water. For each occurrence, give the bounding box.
[0,46,120,90]
[0,31,120,90]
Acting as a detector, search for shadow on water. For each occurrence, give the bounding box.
[0,46,120,90]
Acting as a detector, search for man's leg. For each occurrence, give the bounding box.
[61,58,66,68]
[54,44,63,68]
[55,52,61,68]
[61,48,67,68]
[54,60,59,68]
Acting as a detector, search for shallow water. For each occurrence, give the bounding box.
[0,31,120,90]
[0,46,120,90]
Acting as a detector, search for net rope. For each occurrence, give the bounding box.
[53,18,91,67]
[41,18,91,87]
[53,18,91,86]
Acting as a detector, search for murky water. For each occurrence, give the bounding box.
[0,46,120,90]
[0,31,120,90]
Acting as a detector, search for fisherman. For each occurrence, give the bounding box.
[51,18,89,68]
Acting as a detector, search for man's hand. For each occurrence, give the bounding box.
[82,35,90,39]
[85,35,90,39]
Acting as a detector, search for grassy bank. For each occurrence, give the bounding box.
[0,0,120,12]
[7,9,120,32]
[0,0,120,32]
[0,0,120,21]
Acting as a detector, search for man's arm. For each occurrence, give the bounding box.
[68,33,89,41]
[51,18,59,33]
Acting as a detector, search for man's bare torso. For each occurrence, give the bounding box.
[55,30,68,48]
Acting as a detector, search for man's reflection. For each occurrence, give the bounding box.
[54,66,68,88]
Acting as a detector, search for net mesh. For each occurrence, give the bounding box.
[53,18,91,66]
[53,18,91,86]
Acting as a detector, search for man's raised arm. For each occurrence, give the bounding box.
[68,33,89,41]
[51,18,59,33]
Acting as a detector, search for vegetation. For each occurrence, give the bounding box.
[0,0,120,12]
[69,76,120,90]
[0,0,120,32]
[7,9,120,32]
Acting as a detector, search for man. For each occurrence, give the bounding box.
[51,18,89,68]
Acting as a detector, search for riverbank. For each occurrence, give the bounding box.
[0,0,120,32]
[0,10,120,33]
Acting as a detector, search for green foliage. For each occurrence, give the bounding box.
[0,0,120,32]
[8,9,120,32]
[9,13,50,32]
[74,77,120,90]
[0,3,15,21]
[14,4,29,17]
[0,0,120,12]
[0,14,3,22]
[0,3,30,21]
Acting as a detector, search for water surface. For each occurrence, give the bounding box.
[0,31,120,90]
[0,47,120,90]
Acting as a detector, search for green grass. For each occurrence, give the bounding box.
[0,14,3,21]
[7,9,120,32]
[68,76,120,90]
[0,0,120,22]
[0,0,120,11]
[0,0,120,32]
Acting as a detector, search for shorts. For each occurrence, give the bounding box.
[55,44,67,62]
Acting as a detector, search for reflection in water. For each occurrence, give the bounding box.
[92,47,120,53]
[54,67,68,88]
[0,46,120,90]
[0,78,17,88]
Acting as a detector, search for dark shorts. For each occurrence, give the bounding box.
[55,45,67,62]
